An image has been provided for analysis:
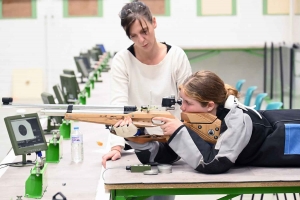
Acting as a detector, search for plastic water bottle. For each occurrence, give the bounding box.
[71,126,84,163]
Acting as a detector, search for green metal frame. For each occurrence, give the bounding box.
[59,119,71,139]
[186,50,221,64]
[0,0,37,19]
[63,0,103,18]
[183,47,281,106]
[85,84,91,98]
[110,186,300,200]
[184,48,264,64]
[25,163,48,198]
[46,137,63,163]
[197,0,237,16]
[79,93,87,105]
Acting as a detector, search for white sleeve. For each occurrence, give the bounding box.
[109,52,127,148]
[110,52,129,105]
[175,47,192,87]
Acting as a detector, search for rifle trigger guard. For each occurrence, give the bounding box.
[151,118,165,126]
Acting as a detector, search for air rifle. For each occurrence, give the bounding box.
[2,97,221,144]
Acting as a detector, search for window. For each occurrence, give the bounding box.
[0,0,36,19]
[63,0,103,17]
[197,0,237,16]
[142,0,170,16]
[263,0,300,15]
[297,0,300,14]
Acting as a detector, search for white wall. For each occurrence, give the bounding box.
[0,0,299,99]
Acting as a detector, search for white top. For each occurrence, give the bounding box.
[110,44,192,148]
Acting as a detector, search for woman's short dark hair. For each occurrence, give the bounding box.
[119,0,153,38]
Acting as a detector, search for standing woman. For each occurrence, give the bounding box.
[102,0,192,170]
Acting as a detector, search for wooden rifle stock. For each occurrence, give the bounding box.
[64,111,221,144]
[64,111,175,127]
[181,112,221,144]
[64,110,174,144]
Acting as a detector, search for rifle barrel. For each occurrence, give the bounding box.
[2,103,138,116]
[40,109,128,117]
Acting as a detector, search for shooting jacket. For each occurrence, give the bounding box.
[128,105,300,174]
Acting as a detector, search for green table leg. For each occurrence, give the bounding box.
[110,187,300,200]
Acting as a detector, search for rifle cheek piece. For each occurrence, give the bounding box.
[181,112,221,144]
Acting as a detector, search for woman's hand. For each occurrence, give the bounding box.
[114,116,131,127]
[102,146,122,168]
[152,117,183,136]
[113,116,138,138]
[102,117,138,168]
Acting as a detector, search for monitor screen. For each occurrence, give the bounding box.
[88,49,100,61]
[60,74,80,102]
[41,92,56,104]
[96,44,106,53]
[79,53,93,72]
[80,56,93,72]
[93,47,103,56]
[41,92,63,124]
[4,113,48,156]
[74,57,89,78]
[53,84,67,104]
[63,69,76,76]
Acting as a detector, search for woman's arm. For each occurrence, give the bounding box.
[168,106,253,174]
[127,140,180,165]
[102,52,129,167]
[174,47,192,86]
[110,52,129,105]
